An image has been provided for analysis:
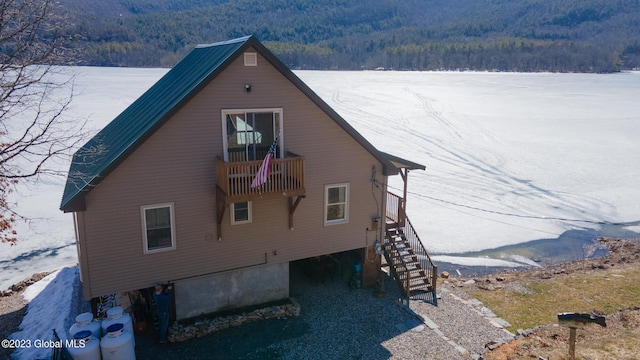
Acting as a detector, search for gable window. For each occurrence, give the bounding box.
[231,201,252,225]
[324,183,349,225]
[222,109,282,162]
[141,203,176,253]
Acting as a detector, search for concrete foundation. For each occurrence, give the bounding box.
[174,262,289,320]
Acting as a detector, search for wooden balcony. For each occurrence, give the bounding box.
[215,154,305,205]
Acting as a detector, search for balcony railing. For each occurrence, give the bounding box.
[216,155,305,204]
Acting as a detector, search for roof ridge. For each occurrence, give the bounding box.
[196,35,253,48]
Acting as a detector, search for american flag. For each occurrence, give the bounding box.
[251,134,279,189]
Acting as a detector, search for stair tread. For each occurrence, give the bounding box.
[403,258,421,265]
[408,273,428,279]
[393,241,412,248]
[384,221,436,298]
[409,284,430,290]
[409,285,434,292]
[388,256,422,267]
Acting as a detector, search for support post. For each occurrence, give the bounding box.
[215,187,226,240]
[288,195,306,230]
[395,168,409,227]
[406,272,410,298]
[432,264,438,293]
[568,327,576,360]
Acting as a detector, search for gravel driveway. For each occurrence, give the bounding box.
[134,270,513,360]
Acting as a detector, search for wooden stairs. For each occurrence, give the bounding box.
[383,220,438,300]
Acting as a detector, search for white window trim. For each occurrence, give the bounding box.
[141,203,176,254]
[231,201,253,225]
[221,108,284,162]
[324,183,350,226]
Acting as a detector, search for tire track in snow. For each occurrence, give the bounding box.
[306,72,619,245]
[399,87,616,226]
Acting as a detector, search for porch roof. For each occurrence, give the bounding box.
[381,152,426,171]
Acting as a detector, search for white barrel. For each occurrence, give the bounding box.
[70,312,102,339]
[67,330,101,360]
[100,323,135,360]
[101,307,134,345]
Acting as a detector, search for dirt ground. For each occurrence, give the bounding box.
[463,237,640,360]
[0,272,50,359]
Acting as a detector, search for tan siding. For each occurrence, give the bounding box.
[79,48,388,298]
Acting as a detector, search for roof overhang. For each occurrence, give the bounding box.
[381,152,426,172]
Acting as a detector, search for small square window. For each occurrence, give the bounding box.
[324,184,349,225]
[141,203,176,253]
[244,52,257,66]
[231,202,252,225]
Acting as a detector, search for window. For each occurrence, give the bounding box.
[231,202,252,225]
[222,109,282,162]
[324,184,349,225]
[141,203,176,253]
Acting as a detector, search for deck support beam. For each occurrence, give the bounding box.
[216,187,226,241]
[288,195,306,230]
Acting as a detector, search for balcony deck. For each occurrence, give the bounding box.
[215,155,305,204]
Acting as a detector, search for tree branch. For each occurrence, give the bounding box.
[0,0,81,244]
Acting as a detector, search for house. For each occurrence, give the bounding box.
[60,35,436,320]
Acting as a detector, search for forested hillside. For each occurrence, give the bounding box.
[55,0,640,72]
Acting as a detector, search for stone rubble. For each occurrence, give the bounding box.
[1,272,51,297]
[167,298,301,343]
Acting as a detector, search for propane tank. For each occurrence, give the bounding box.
[100,323,135,360]
[67,330,101,360]
[101,307,134,345]
[69,312,102,339]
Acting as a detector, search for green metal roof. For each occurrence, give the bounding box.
[60,36,252,211]
[381,152,426,171]
[60,35,410,212]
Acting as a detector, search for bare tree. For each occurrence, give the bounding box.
[1,0,85,244]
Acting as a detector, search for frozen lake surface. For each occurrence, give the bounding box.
[2,68,639,290]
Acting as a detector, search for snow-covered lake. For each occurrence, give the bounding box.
[2,67,639,290]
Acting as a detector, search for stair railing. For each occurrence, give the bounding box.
[403,216,437,294]
[385,192,438,295]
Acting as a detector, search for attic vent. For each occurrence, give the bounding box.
[244,52,257,66]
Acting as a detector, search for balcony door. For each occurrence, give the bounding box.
[222,109,282,162]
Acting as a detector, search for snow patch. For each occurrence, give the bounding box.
[432,255,527,268]
[10,266,85,360]
[506,255,543,268]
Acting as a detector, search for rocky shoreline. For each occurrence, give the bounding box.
[0,272,51,298]
[446,237,640,289]
[0,272,52,360]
